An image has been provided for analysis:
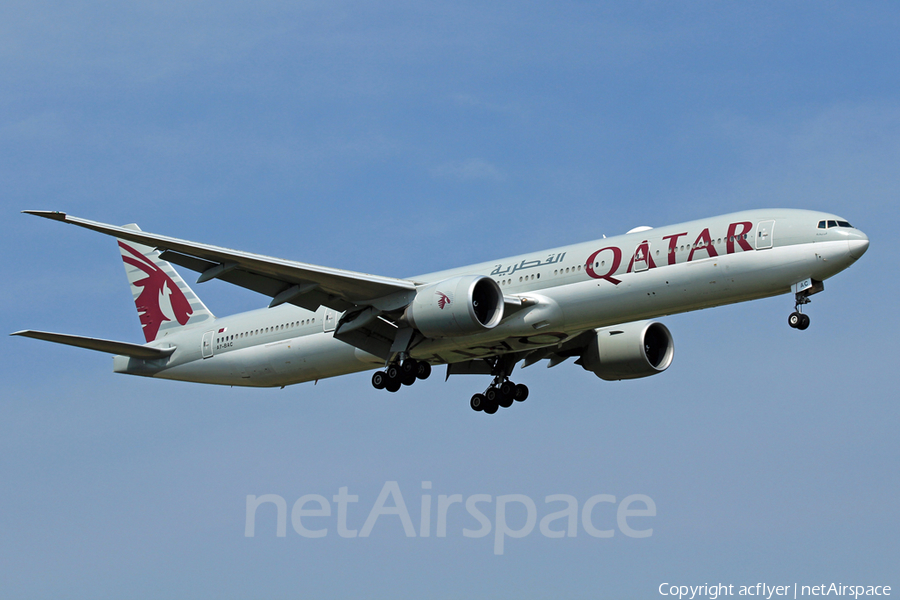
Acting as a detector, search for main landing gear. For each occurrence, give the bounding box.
[468,355,528,415]
[371,358,432,393]
[788,290,812,331]
[469,377,529,415]
[371,352,529,415]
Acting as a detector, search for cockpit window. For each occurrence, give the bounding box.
[818,219,854,229]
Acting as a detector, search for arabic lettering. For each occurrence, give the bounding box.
[489,252,567,276]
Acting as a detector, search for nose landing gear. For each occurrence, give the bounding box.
[788,286,813,330]
[788,311,810,330]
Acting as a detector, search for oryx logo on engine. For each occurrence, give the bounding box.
[436,291,451,309]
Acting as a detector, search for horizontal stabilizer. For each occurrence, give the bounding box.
[11,330,175,359]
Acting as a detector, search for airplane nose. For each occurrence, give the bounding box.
[848,231,869,260]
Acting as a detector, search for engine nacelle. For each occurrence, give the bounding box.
[406,275,504,338]
[578,320,674,381]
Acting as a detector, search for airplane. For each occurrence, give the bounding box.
[12,209,868,415]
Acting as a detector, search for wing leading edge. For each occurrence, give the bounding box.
[24,211,417,314]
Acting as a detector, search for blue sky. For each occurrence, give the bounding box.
[1,2,898,598]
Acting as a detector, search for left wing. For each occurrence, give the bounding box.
[25,211,417,314]
[11,330,176,359]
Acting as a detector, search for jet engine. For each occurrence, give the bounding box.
[406,275,504,338]
[577,320,674,381]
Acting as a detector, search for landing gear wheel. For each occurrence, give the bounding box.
[498,381,515,408]
[416,362,432,380]
[400,359,417,378]
[514,384,529,402]
[401,372,417,386]
[470,393,486,412]
[385,364,402,392]
[798,313,810,330]
[788,312,802,328]
[372,371,386,390]
[483,399,499,415]
[485,386,499,403]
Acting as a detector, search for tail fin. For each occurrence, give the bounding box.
[118,224,214,342]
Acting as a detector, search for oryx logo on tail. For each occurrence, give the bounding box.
[119,242,193,342]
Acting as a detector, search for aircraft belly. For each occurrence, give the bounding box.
[278,333,373,381]
[145,332,376,387]
[147,348,265,386]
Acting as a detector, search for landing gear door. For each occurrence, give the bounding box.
[201,330,214,358]
[756,220,775,250]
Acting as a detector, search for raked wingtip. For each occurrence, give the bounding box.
[22,210,67,220]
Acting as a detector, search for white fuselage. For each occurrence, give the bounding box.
[116,209,868,387]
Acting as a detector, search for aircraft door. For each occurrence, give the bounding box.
[756,220,775,250]
[323,309,337,332]
[632,241,652,272]
[201,330,214,358]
